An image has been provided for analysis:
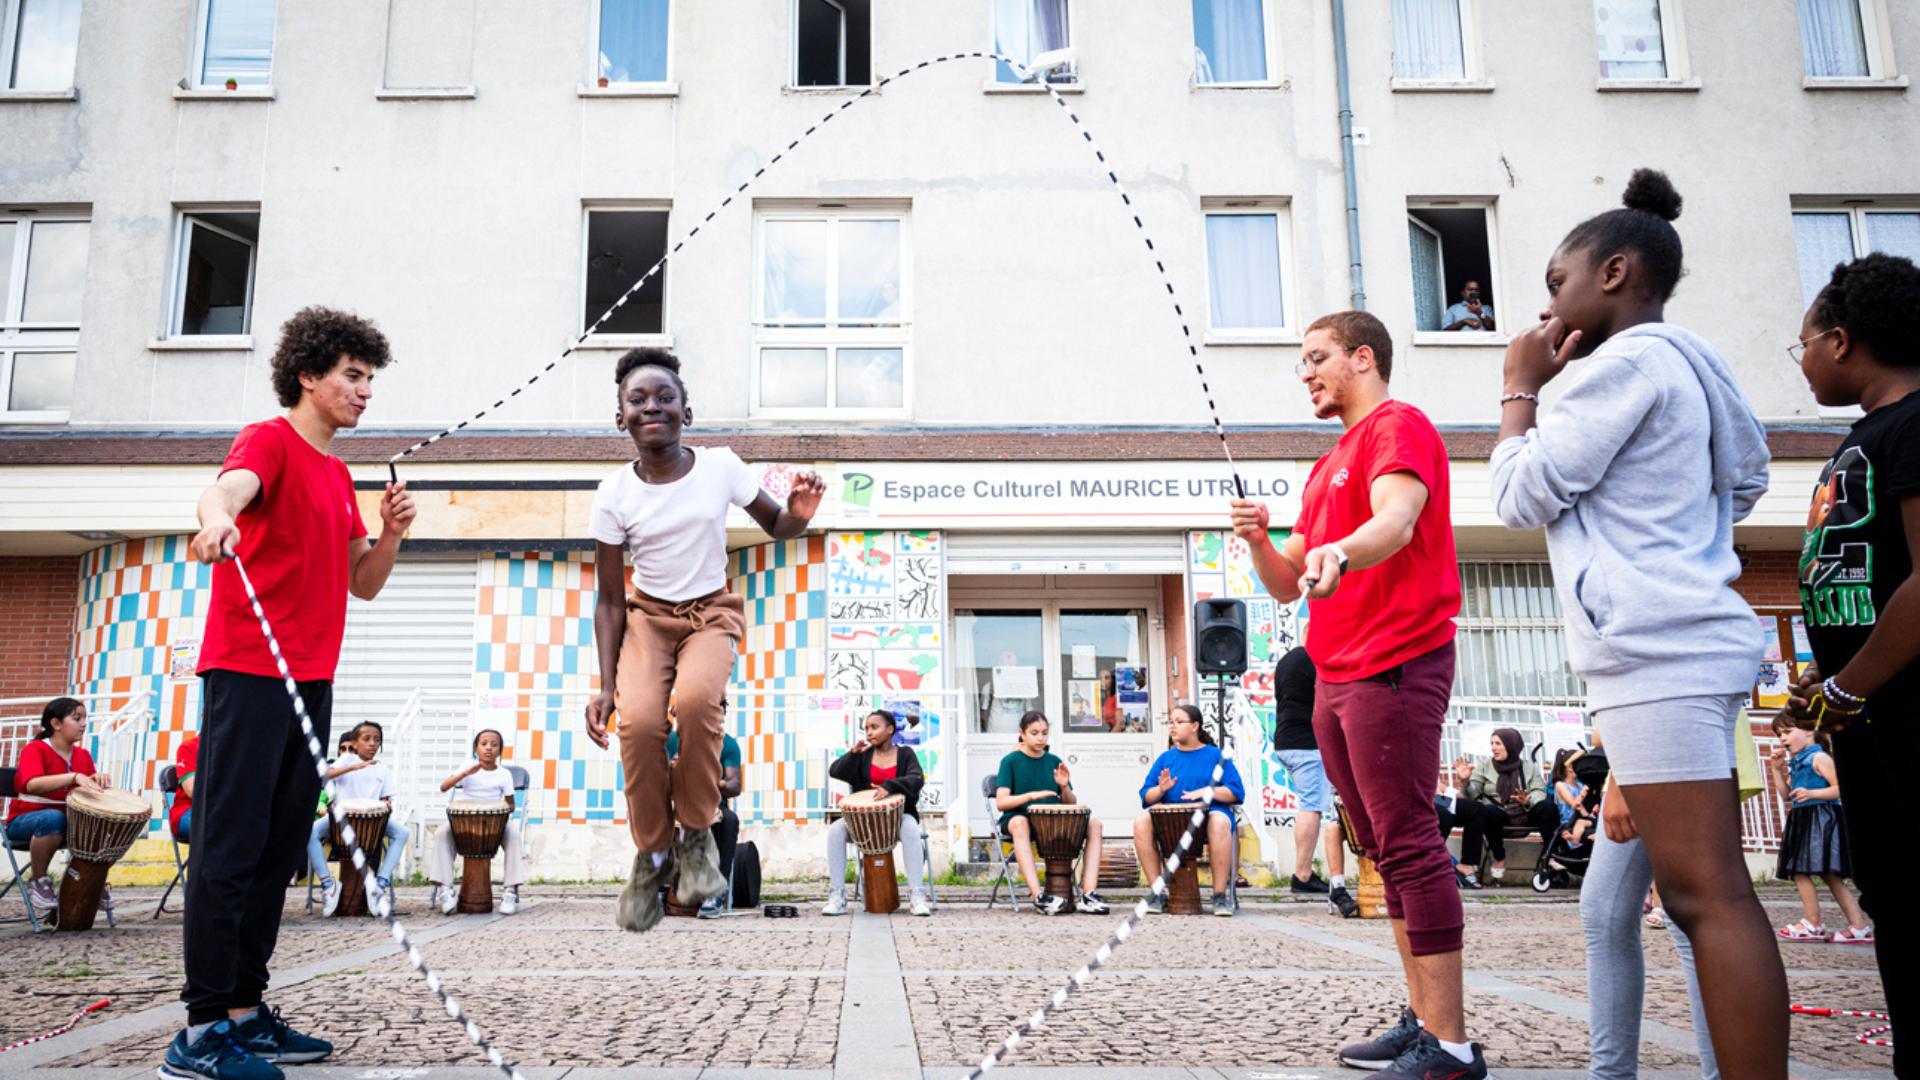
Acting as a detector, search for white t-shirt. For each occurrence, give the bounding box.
[589,447,762,601]
[452,764,515,803]
[331,757,395,802]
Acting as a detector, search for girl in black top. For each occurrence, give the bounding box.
[822,710,931,917]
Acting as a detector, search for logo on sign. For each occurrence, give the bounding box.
[840,472,875,508]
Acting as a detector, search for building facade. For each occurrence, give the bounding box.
[2,0,1911,875]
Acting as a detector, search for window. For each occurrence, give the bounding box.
[381,0,477,95]
[1408,203,1499,335]
[595,0,668,85]
[993,0,1073,84]
[752,207,908,416]
[1594,0,1667,78]
[1798,0,1874,78]
[1192,0,1270,85]
[3,0,81,91]
[1,213,87,418]
[1446,561,1587,762]
[1391,0,1464,80]
[582,207,669,337]
[1203,201,1293,337]
[191,0,274,89]
[954,606,1154,736]
[1792,205,1920,306]
[793,0,868,88]
[168,211,258,337]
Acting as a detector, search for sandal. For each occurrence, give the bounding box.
[1830,925,1875,945]
[1643,907,1667,929]
[1775,919,1831,942]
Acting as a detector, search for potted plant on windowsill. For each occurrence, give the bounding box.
[597,76,609,88]
[225,78,238,90]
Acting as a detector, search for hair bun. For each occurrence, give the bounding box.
[1621,168,1682,222]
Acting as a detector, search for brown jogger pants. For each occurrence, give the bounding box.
[614,588,745,855]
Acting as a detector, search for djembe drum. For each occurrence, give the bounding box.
[446,799,512,914]
[1149,802,1208,915]
[1027,805,1090,912]
[57,788,152,931]
[840,789,904,913]
[329,798,391,917]
[1334,799,1387,919]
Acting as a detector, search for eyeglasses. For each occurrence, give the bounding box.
[1293,349,1339,378]
[1788,326,1839,364]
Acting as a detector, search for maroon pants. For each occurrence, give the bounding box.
[1313,640,1463,956]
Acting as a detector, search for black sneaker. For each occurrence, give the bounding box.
[1339,1006,1422,1070]
[1290,873,1330,894]
[1378,1031,1487,1080]
[1329,884,1361,918]
[231,1007,332,1064]
[1032,893,1067,915]
[158,1020,284,1080]
[1078,892,1110,915]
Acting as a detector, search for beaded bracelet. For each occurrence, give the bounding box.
[1822,677,1866,709]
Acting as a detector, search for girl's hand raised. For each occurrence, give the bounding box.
[787,471,826,522]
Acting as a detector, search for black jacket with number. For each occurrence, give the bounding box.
[829,745,925,820]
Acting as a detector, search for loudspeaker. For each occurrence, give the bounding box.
[1193,598,1249,676]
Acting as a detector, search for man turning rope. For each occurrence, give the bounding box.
[169,307,416,1080]
[1230,311,1482,1079]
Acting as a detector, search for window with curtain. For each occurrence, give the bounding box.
[1192,0,1268,84]
[1,214,87,416]
[994,0,1072,84]
[1391,0,1465,80]
[1798,0,1870,77]
[1408,218,1444,332]
[1793,207,1920,306]
[754,210,908,414]
[196,0,275,88]
[1594,0,1665,79]
[5,0,83,90]
[597,0,668,84]
[1204,211,1286,331]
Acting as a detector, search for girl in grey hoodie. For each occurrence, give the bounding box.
[1488,170,1786,1080]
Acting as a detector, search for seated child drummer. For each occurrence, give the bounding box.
[304,721,409,915]
[1132,703,1245,917]
[428,729,525,915]
[5,697,115,916]
[994,711,1111,916]
[822,709,932,917]
[171,733,200,843]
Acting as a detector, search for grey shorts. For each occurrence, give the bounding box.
[1591,694,1745,786]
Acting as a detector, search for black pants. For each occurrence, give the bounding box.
[1437,798,1559,865]
[181,670,331,1026]
[1832,712,1917,1076]
[714,806,739,882]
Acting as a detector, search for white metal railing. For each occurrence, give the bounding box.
[1,691,158,789]
[732,687,965,820]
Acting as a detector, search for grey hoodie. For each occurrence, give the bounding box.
[1490,323,1771,711]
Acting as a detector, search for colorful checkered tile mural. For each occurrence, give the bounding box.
[729,535,828,824]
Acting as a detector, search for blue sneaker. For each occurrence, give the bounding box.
[157,1020,284,1080]
[231,1007,333,1064]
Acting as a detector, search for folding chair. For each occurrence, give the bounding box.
[499,765,530,890]
[1,767,50,932]
[981,774,1026,912]
[156,765,188,917]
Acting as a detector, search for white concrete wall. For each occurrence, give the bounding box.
[3,1,1913,432]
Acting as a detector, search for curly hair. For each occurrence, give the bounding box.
[1810,252,1920,369]
[1305,310,1394,381]
[1558,168,1686,302]
[613,346,688,405]
[269,307,392,408]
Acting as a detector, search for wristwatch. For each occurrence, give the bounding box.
[1325,543,1351,574]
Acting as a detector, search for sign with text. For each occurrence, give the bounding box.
[832,461,1300,529]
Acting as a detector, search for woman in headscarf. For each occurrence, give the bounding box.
[1454,728,1560,884]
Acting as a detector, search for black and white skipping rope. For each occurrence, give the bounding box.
[228,553,527,1080]
[347,49,1255,1079]
[387,50,1246,499]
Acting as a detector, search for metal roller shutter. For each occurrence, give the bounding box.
[943,531,1186,575]
[334,557,478,740]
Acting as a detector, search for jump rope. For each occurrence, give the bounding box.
[1790,1005,1894,1049]
[225,50,1251,1080]
[0,1000,110,1054]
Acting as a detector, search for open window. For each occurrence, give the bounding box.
[583,206,669,338]
[993,0,1074,85]
[793,0,868,88]
[595,0,669,85]
[1,213,87,419]
[1408,203,1499,336]
[4,0,83,91]
[190,0,276,89]
[168,210,258,338]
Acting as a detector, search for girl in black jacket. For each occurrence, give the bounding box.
[823,710,931,916]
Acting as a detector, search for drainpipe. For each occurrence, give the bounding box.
[1331,0,1367,311]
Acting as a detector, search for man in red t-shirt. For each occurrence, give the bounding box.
[1230,311,1480,1080]
[170,735,197,842]
[165,307,416,1080]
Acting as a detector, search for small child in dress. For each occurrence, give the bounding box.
[1770,713,1871,944]
[1551,748,1594,848]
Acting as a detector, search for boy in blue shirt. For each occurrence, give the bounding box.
[1130,704,1244,916]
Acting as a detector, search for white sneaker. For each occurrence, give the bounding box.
[501,887,518,915]
[99,885,115,912]
[27,877,57,912]
[821,892,848,916]
[440,884,459,915]
[910,891,932,917]
[321,879,343,917]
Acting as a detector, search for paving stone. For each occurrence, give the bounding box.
[360,927,847,972]
[895,926,1392,972]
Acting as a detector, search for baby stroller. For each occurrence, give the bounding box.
[1531,746,1608,893]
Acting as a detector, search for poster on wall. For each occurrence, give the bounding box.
[992,666,1039,698]
[1114,666,1149,732]
[1071,644,1097,679]
[1755,662,1793,710]
[885,696,939,746]
[1065,680,1102,728]
[167,641,200,683]
[1541,707,1587,756]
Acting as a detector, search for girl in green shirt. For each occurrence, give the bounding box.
[994,712,1110,916]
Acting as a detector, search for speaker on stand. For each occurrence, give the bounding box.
[1192,599,1249,749]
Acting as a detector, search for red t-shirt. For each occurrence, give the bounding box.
[197,418,369,682]
[170,736,198,835]
[7,740,98,821]
[1297,399,1460,683]
[868,762,898,784]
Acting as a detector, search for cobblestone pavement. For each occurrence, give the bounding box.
[0,885,1890,1077]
